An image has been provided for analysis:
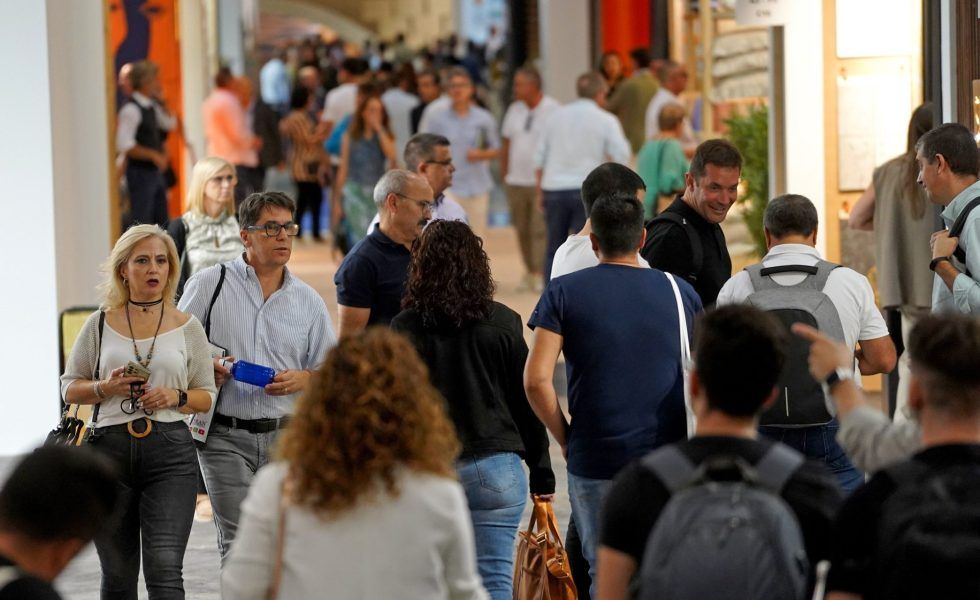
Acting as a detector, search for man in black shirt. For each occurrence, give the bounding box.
[0,447,118,599]
[801,313,980,600]
[334,169,433,337]
[640,139,742,306]
[598,305,842,599]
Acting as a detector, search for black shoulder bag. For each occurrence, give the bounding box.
[47,311,105,447]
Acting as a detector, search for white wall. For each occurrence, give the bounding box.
[0,1,64,455]
[538,0,591,103]
[218,0,246,74]
[781,1,827,254]
[0,0,114,455]
[181,0,211,171]
[48,0,113,310]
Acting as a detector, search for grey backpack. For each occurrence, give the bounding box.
[638,444,808,600]
[745,261,847,427]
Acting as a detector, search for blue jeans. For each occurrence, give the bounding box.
[566,472,612,599]
[88,420,198,599]
[543,188,586,282]
[457,452,528,600]
[759,419,864,492]
[198,421,283,562]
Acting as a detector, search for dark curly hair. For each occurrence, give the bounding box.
[276,329,460,516]
[402,220,495,328]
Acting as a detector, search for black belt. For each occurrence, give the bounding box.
[214,413,291,434]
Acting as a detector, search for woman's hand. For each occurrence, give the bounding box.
[139,386,179,411]
[100,366,146,398]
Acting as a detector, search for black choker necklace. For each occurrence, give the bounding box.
[129,298,164,312]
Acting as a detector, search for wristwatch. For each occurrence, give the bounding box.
[930,256,953,271]
[176,389,188,408]
[824,367,853,390]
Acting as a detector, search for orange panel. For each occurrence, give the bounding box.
[601,0,651,73]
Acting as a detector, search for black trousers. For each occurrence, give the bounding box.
[295,180,323,238]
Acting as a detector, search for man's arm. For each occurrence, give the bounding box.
[932,227,980,314]
[523,327,568,450]
[854,335,896,375]
[337,304,371,339]
[794,323,920,472]
[596,547,636,600]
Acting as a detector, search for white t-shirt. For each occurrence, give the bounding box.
[500,96,560,186]
[644,87,696,145]
[715,243,890,352]
[550,234,651,279]
[321,83,358,124]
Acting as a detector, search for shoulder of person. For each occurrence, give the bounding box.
[486,301,523,332]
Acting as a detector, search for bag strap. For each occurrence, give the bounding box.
[268,474,291,600]
[641,445,699,494]
[948,196,980,267]
[204,264,226,339]
[665,273,695,437]
[752,443,805,494]
[651,211,703,277]
[91,311,106,426]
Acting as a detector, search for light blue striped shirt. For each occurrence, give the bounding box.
[933,178,980,316]
[178,255,336,419]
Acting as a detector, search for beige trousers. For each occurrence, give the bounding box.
[505,184,546,274]
[445,190,490,240]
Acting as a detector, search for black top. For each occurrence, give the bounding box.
[601,436,841,570]
[410,101,429,135]
[640,196,732,307]
[0,555,62,600]
[334,227,411,327]
[827,444,980,599]
[128,99,163,170]
[391,302,555,494]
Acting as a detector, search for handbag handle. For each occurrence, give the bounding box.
[529,496,566,549]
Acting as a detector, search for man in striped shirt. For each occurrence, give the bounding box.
[179,191,336,562]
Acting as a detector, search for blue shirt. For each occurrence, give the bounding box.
[528,265,702,479]
[334,227,411,326]
[178,255,336,419]
[933,178,980,315]
[421,104,500,197]
[259,58,290,110]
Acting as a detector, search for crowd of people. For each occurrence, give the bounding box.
[3,31,979,600]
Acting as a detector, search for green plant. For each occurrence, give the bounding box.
[725,104,769,258]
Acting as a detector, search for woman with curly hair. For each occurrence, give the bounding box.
[221,328,487,600]
[391,220,555,600]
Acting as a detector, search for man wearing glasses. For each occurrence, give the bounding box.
[178,191,336,562]
[335,170,435,338]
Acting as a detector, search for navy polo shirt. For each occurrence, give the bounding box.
[334,227,411,326]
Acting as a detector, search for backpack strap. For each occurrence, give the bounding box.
[752,443,805,494]
[641,445,699,494]
[204,264,226,340]
[649,211,703,279]
[948,196,980,270]
[91,310,106,426]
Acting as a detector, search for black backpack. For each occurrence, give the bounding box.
[876,458,980,599]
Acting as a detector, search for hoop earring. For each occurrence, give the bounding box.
[123,278,129,287]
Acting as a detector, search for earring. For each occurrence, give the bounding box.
[123,278,129,287]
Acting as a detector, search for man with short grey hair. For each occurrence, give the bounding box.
[716,193,895,492]
[534,71,631,283]
[335,169,434,337]
[365,133,468,233]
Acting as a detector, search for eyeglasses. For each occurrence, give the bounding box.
[245,222,301,237]
[524,113,534,132]
[394,192,434,211]
[210,175,235,184]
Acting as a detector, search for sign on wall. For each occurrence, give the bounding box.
[735,0,788,26]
